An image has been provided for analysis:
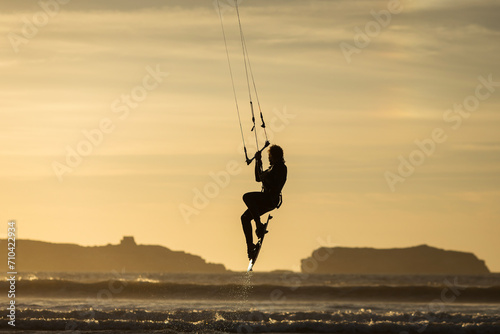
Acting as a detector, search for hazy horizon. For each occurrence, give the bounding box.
[1,0,499,272]
[7,235,497,274]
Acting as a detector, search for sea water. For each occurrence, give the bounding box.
[2,272,500,333]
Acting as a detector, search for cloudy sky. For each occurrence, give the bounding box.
[1,0,499,272]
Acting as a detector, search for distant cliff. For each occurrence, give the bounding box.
[301,245,490,275]
[1,236,226,273]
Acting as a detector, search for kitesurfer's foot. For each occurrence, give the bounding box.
[255,223,268,239]
[247,243,257,259]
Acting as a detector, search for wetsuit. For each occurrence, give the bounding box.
[241,157,287,249]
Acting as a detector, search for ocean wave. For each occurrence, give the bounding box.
[9,272,500,288]
[4,308,500,333]
[4,279,500,302]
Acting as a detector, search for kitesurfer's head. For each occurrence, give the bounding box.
[268,144,284,165]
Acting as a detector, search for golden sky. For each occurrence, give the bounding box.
[1,0,499,272]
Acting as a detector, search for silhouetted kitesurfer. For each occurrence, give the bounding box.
[241,145,287,259]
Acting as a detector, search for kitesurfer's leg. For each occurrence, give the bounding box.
[243,192,274,239]
[241,209,255,258]
[242,192,264,225]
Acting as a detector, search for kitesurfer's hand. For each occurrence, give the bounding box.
[255,151,262,162]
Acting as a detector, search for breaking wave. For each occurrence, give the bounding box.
[4,308,500,333]
[4,279,500,302]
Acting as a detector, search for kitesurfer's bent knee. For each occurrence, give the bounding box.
[243,192,277,218]
[242,192,261,206]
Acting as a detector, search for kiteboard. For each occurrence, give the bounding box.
[247,215,273,272]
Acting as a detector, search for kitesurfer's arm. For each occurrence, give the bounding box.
[254,151,263,182]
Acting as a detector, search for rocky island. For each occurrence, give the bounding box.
[301,244,490,275]
[1,236,226,273]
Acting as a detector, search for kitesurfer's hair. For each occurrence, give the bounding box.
[269,145,285,164]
